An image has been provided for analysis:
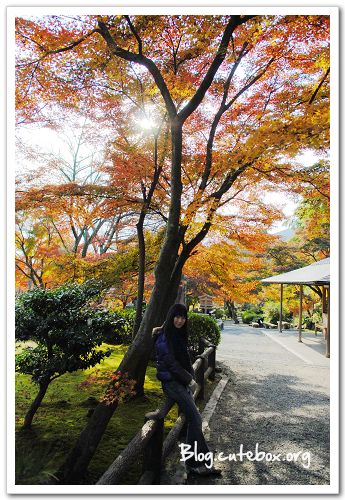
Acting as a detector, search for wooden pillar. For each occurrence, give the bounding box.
[208,345,216,381]
[322,286,326,336]
[195,354,206,400]
[142,413,164,484]
[326,286,330,358]
[279,284,283,332]
[298,284,303,342]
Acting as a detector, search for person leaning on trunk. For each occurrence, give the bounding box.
[152,303,221,476]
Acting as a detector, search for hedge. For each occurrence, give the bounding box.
[187,312,221,360]
[100,308,135,345]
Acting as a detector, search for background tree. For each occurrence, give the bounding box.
[274,158,330,264]
[265,159,329,300]
[184,200,280,316]
[15,209,62,289]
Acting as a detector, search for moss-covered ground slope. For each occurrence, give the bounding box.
[15,343,178,485]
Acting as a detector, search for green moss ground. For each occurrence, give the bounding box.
[15,343,179,485]
[15,343,217,485]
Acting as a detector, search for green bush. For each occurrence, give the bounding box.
[214,308,225,319]
[303,308,322,330]
[99,308,135,344]
[301,305,322,330]
[302,315,314,330]
[241,305,263,324]
[15,280,112,428]
[187,313,221,360]
[242,310,260,324]
[242,304,263,314]
[262,301,292,324]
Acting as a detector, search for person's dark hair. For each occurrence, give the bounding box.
[163,303,188,339]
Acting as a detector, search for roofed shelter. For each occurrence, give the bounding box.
[261,258,330,357]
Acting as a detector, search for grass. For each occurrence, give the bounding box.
[15,343,180,485]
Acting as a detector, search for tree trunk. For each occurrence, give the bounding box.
[132,216,146,340]
[22,379,50,429]
[226,300,238,323]
[57,259,183,483]
[57,121,187,483]
[123,266,183,395]
[133,133,163,340]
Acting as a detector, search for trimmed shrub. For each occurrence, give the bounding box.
[187,312,221,360]
[302,315,314,330]
[303,308,322,330]
[100,308,135,345]
[15,280,113,428]
[214,308,225,319]
[242,310,260,324]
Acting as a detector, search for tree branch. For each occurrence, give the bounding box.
[16,28,100,68]
[309,67,330,105]
[199,41,250,191]
[97,20,177,119]
[224,57,275,112]
[124,16,143,55]
[178,15,255,123]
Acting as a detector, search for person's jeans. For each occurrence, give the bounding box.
[162,379,210,467]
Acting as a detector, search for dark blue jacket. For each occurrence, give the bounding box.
[152,327,193,386]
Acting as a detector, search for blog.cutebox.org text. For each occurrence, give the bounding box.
[179,442,311,470]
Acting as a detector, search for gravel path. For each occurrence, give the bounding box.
[185,322,330,486]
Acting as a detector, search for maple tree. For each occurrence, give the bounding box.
[16,99,170,337]
[15,184,133,288]
[264,157,330,300]
[15,14,330,480]
[15,209,61,289]
[16,114,128,259]
[15,114,143,290]
[102,111,171,336]
[184,199,281,315]
[290,160,330,262]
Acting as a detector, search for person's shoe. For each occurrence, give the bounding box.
[186,464,222,476]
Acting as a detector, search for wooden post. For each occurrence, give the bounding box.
[208,345,216,381]
[322,285,327,339]
[198,338,204,356]
[298,285,303,342]
[279,283,283,332]
[177,403,188,441]
[326,286,330,358]
[142,413,164,484]
[195,354,206,400]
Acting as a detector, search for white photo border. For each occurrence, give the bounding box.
[6,2,340,497]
